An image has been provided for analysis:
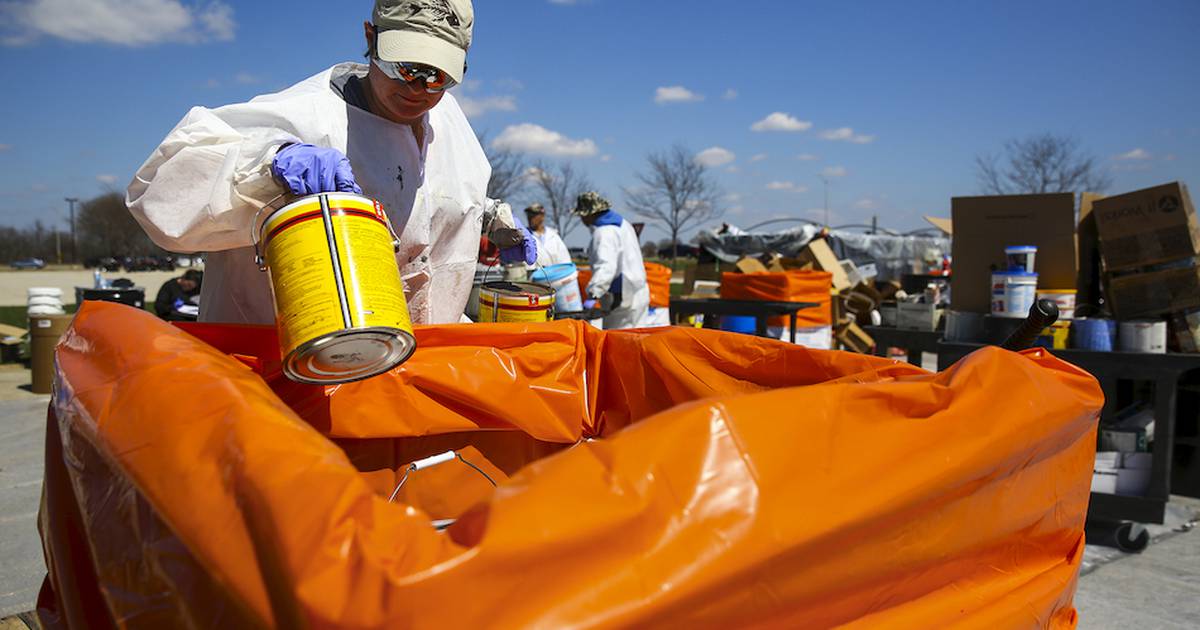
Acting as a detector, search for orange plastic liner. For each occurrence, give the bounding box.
[720,270,833,327]
[39,302,1100,629]
[644,262,672,307]
[576,265,592,299]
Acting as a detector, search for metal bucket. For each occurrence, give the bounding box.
[477,281,555,323]
[255,192,416,384]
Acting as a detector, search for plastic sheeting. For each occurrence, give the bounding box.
[720,270,833,327]
[39,301,1101,629]
[695,225,951,281]
[644,262,672,308]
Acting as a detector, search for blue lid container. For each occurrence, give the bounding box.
[530,262,577,283]
[719,315,758,335]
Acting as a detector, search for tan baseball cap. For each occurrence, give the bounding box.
[373,0,473,84]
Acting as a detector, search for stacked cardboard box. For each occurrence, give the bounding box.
[1093,182,1200,349]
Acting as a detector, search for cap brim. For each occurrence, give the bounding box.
[376,29,466,84]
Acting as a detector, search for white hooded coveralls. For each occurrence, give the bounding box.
[585,220,649,330]
[126,63,490,325]
[532,227,572,267]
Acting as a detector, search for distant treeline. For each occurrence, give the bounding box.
[0,193,167,264]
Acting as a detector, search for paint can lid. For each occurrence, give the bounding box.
[285,328,416,384]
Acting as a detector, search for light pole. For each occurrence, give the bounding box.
[65,197,79,264]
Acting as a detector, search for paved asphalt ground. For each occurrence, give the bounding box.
[1,363,1197,626]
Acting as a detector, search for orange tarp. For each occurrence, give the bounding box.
[720,270,833,327]
[39,302,1100,629]
[644,262,672,307]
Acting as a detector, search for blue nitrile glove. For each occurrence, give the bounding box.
[271,143,362,196]
[499,214,538,266]
[582,299,598,310]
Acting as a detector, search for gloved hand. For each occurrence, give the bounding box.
[498,213,538,266]
[272,143,362,196]
[582,299,598,310]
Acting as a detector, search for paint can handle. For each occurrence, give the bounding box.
[251,193,288,271]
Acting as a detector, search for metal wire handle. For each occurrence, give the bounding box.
[386,450,497,503]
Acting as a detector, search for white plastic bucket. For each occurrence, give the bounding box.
[991,271,1038,318]
[530,263,584,312]
[1036,289,1077,320]
[27,304,66,316]
[27,287,64,299]
[1005,245,1037,274]
[27,296,64,308]
[1118,320,1167,354]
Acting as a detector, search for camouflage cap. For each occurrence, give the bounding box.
[572,191,611,216]
[373,0,474,84]
[524,202,545,215]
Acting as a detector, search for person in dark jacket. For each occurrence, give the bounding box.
[155,269,203,321]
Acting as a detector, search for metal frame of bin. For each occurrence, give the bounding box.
[862,326,943,367]
[669,298,818,343]
[938,342,1200,525]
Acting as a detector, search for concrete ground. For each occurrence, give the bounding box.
[0,269,182,307]
[0,363,1197,625]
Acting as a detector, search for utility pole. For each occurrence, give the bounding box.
[55,228,62,264]
[65,197,79,264]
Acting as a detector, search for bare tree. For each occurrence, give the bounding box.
[528,160,592,240]
[479,132,527,201]
[623,144,722,261]
[976,133,1112,195]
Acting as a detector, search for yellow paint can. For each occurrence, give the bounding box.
[477,282,555,323]
[256,192,415,384]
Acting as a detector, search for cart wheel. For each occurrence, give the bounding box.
[1086,519,1150,553]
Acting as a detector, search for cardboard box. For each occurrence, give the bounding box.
[734,256,768,274]
[1106,263,1200,319]
[1168,310,1200,353]
[1076,192,1105,309]
[836,321,874,353]
[798,239,852,292]
[951,193,1078,314]
[897,302,942,331]
[1092,181,1200,272]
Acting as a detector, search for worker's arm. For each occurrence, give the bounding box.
[153,282,178,319]
[126,105,298,253]
[586,226,621,299]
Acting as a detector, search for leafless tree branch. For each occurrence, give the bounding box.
[975,133,1112,196]
[622,144,722,261]
[527,161,591,240]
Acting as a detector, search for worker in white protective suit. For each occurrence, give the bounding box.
[524,203,573,267]
[126,0,535,325]
[574,192,649,330]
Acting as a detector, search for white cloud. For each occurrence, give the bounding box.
[234,72,259,85]
[821,166,848,178]
[456,94,517,118]
[796,153,819,161]
[766,181,808,192]
[722,88,738,100]
[725,166,741,173]
[1,0,236,46]
[492,123,598,157]
[749,153,768,162]
[460,78,483,92]
[750,112,812,132]
[855,198,878,210]
[654,85,704,104]
[1114,148,1151,161]
[0,143,11,152]
[96,174,118,185]
[494,78,525,92]
[819,127,875,143]
[723,193,742,203]
[695,146,735,167]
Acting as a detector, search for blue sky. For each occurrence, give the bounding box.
[1,0,1197,247]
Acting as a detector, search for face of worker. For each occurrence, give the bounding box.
[363,22,446,125]
[581,213,599,227]
[179,278,198,293]
[526,212,545,231]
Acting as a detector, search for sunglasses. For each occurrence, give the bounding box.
[371,57,457,93]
